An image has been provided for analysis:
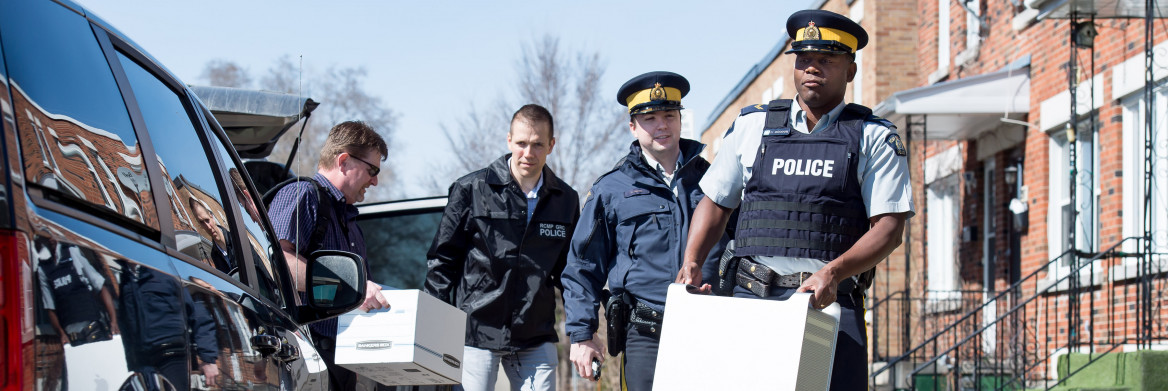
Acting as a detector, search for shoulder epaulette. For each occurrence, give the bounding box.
[739,104,767,117]
[866,113,896,129]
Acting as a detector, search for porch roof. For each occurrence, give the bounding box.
[1027,0,1168,19]
[872,59,1030,140]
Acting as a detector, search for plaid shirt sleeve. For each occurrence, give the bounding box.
[267,181,320,256]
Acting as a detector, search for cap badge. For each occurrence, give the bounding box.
[650,82,666,101]
[805,21,820,40]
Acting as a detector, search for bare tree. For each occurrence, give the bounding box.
[523,38,627,195]
[259,55,298,94]
[200,59,253,88]
[431,35,626,197]
[426,99,512,192]
[264,63,399,201]
[200,57,400,201]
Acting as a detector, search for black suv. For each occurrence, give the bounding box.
[0,1,368,390]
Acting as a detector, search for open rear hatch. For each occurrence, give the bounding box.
[189,85,318,194]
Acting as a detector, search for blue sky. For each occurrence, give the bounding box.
[74,0,801,198]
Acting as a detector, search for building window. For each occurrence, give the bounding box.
[760,78,784,104]
[966,0,981,48]
[927,173,961,309]
[1047,116,1100,270]
[937,0,951,74]
[1121,85,1168,265]
[983,159,996,287]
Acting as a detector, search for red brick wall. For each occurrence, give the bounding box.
[911,0,1168,367]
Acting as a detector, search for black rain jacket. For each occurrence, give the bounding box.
[424,154,580,351]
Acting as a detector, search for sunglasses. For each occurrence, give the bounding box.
[349,154,381,177]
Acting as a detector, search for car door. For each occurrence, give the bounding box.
[2,2,336,390]
[0,2,192,389]
[201,107,328,391]
[356,197,448,291]
[114,36,313,391]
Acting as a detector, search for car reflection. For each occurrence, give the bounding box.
[14,88,154,228]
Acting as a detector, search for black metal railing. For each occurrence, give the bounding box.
[869,237,1167,390]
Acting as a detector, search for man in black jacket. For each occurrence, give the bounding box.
[425,104,579,391]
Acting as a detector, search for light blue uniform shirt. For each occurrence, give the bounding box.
[641,151,684,197]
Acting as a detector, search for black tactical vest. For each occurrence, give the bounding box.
[42,247,101,326]
[735,99,871,264]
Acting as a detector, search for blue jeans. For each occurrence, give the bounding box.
[457,342,557,391]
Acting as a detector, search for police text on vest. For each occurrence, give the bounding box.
[772,158,834,177]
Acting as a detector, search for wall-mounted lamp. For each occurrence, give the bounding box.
[1003,165,1018,188]
[1072,21,1098,48]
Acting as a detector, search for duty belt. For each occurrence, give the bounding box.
[628,299,664,339]
[735,258,856,298]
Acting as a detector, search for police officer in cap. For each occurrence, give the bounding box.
[562,71,729,389]
[676,9,914,390]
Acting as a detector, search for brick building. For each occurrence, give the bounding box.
[699,0,1167,388]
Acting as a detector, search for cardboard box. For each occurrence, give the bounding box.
[653,284,840,391]
[335,289,466,386]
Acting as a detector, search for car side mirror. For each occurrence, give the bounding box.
[296,250,367,324]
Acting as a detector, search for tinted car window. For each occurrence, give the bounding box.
[357,207,443,289]
[115,51,242,280]
[213,139,286,307]
[0,0,157,229]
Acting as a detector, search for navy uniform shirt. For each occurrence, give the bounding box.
[561,139,728,344]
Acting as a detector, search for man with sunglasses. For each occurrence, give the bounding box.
[425,104,579,391]
[268,120,391,391]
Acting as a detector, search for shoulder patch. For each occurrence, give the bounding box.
[885,133,908,156]
[739,104,766,117]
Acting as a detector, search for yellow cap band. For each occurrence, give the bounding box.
[625,87,683,111]
[795,26,858,52]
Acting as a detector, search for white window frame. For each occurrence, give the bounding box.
[760,78,784,105]
[927,173,961,311]
[1045,118,1101,289]
[936,0,951,75]
[965,0,980,48]
[1118,84,1168,280]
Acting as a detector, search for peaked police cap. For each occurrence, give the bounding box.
[617,71,689,115]
[785,9,868,55]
